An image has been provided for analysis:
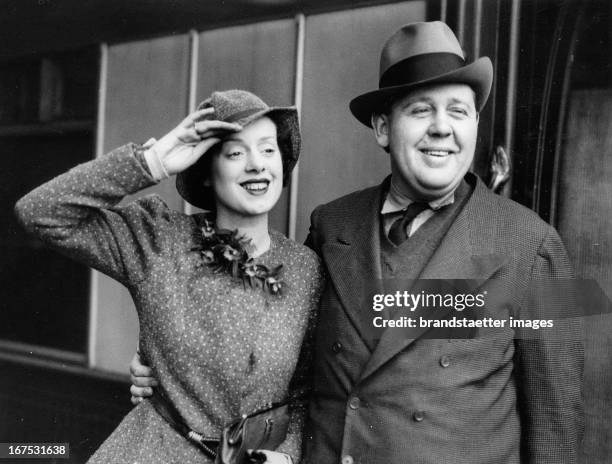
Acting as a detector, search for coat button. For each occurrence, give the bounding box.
[332,341,343,353]
[413,410,425,422]
[342,455,354,464]
[348,396,361,410]
[440,355,451,368]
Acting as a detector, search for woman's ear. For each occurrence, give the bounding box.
[372,113,390,149]
[203,177,212,188]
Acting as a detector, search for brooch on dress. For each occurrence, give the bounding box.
[197,218,283,295]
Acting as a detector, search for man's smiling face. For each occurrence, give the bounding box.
[373,83,479,201]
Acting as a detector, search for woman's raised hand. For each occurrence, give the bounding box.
[146,107,242,176]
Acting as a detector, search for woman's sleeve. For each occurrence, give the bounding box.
[14,143,169,287]
[276,257,325,462]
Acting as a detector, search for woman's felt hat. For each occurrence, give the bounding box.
[349,21,493,127]
[176,89,300,210]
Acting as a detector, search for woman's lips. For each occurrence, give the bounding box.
[240,179,270,194]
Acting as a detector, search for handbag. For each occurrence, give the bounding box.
[215,401,290,464]
[150,389,290,464]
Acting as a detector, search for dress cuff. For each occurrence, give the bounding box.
[134,138,170,182]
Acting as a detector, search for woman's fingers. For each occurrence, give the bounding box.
[180,107,215,127]
[158,136,221,176]
[194,120,242,136]
[246,450,267,463]
[175,119,240,145]
[180,107,241,135]
[191,137,222,160]
[151,108,242,175]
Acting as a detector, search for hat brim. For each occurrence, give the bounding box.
[349,57,493,127]
[176,106,300,210]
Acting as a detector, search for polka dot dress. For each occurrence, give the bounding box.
[15,145,324,464]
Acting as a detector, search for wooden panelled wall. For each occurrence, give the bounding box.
[297,2,426,240]
[558,90,612,464]
[440,0,520,194]
[92,2,428,373]
[93,36,191,371]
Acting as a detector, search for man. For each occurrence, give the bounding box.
[132,21,582,464]
[300,21,582,464]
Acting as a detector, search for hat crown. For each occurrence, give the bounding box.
[349,20,493,127]
[198,89,270,123]
[380,21,465,76]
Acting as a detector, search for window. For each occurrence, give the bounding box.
[0,47,98,357]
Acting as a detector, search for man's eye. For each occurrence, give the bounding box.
[449,107,469,116]
[227,151,244,158]
[410,106,431,115]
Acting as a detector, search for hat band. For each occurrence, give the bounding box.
[379,52,466,89]
[225,107,268,123]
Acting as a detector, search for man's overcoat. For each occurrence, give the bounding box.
[303,173,582,464]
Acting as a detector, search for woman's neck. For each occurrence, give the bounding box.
[215,212,270,257]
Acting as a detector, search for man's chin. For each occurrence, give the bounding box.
[416,180,458,198]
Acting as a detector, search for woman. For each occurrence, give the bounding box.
[15,90,323,464]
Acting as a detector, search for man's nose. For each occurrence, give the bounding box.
[245,151,265,172]
[427,111,452,137]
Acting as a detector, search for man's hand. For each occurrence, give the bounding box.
[129,352,158,405]
[146,107,242,177]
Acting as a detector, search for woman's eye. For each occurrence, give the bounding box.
[227,150,244,158]
[261,145,278,155]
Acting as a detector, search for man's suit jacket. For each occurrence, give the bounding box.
[302,173,583,464]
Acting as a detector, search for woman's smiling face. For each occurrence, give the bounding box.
[208,116,283,220]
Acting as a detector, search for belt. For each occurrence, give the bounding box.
[149,391,219,460]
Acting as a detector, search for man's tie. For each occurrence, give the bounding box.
[388,202,429,246]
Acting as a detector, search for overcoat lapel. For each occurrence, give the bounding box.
[321,185,385,351]
[359,179,507,382]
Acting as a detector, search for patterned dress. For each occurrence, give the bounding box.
[15,144,324,464]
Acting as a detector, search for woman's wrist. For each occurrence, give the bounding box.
[138,138,170,181]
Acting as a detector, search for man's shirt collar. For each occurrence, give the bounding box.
[381,177,456,215]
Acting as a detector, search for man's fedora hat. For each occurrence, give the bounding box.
[176,89,300,210]
[349,21,493,127]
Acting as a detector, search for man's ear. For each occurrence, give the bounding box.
[372,113,390,149]
[203,177,212,188]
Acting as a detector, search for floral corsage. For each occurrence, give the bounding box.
[197,219,283,295]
